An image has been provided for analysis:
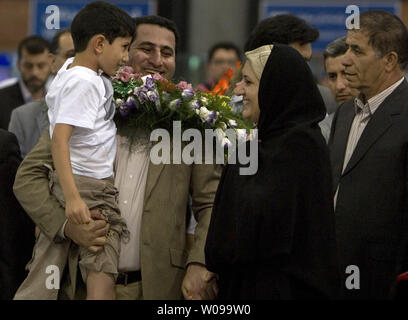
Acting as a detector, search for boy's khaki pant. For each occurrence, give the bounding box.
[14,170,128,300]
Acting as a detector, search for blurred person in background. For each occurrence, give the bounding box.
[8,29,75,158]
[245,14,338,117]
[197,42,241,92]
[0,35,51,130]
[319,37,359,142]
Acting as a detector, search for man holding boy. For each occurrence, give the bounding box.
[14,13,221,300]
[14,1,135,300]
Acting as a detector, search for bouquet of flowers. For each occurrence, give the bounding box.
[112,66,253,151]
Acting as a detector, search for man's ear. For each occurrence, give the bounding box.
[93,34,107,55]
[383,51,399,72]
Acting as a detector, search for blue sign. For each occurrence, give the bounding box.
[260,1,398,52]
[32,0,156,40]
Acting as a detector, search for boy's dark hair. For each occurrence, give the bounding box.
[50,29,71,55]
[357,10,408,70]
[208,42,242,62]
[323,36,348,62]
[245,14,319,51]
[71,1,135,52]
[134,15,180,53]
[17,35,50,61]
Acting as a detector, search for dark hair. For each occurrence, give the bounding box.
[133,15,180,53]
[50,29,71,55]
[71,1,135,52]
[208,42,242,62]
[323,36,348,61]
[17,35,50,61]
[357,10,408,70]
[245,14,319,51]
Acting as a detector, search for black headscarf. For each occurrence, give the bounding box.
[257,44,326,139]
[205,44,340,299]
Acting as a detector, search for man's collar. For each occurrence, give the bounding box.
[354,77,405,115]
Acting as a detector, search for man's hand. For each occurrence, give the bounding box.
[182,263,218,300]
[65,196,91,224]
[64,209,109,252]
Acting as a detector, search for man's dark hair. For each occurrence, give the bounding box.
[323,36,347,61]
[50,29,71,55]
[245,14,319,51]
[357,10,408,70]
[134,15,180,53]
[71,1,135,52]
[17,35,50,61]
[208,42,242,62]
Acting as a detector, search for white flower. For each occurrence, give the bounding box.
[115,98,124,105]
[200,97,209,106]
[215,128,226,143]
[229,119,238,127]
[219,122,227,131]
[198,106,211,122]
[221,137,232,148]
[236,129,248,143]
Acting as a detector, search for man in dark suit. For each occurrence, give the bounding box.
[0,129,35,299]
[329,10,408,299]
[0,35,51,130]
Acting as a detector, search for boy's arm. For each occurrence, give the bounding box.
[51,124,90,224]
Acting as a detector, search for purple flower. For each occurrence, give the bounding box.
[125,97,137,110]
[169,99,182,110]
[147,90,159,103]
[135,87,148,104]
[181,88,194,100]
[144,76,156,90]
[119,105,130,117]
[189,99,200,110]
[206,111,216,124]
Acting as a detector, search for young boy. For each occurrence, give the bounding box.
[14,1,135,300]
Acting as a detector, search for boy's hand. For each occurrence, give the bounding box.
[65,197,91,224]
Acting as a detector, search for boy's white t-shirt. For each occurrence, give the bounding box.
[47,57,117,179]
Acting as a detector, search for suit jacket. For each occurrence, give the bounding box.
[8,99,48,158]
[0,129,35,299]
[0,82,25,130]
[329,80,408,299]
[13,130,222,299]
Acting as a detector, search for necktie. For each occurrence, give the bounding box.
[100,73,115,121]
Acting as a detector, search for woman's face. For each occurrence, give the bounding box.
[234,62,260,123]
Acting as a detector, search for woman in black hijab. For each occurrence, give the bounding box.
[205,44,340,300]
